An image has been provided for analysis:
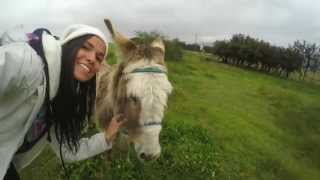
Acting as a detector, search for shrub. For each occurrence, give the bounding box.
[134,31,184,62]
[164,38,183,61]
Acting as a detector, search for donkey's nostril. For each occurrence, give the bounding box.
[140,153,146,159]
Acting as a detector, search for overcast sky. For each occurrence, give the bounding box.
[1,0,320,47]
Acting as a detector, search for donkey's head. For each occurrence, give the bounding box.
[102,19,172,161]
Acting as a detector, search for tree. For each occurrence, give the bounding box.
[184,43,201,52]
[309,53,320,77]
[212,40,231,63]
[291,40,319,79]
[210,34,304,78]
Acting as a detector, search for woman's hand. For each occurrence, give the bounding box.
[104,114,127,143]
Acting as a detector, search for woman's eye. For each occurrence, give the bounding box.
[82,45,90,50]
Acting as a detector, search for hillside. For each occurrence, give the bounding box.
[166,51,320,180]
[21,51,320,180]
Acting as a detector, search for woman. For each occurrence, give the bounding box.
[0,24,125,179]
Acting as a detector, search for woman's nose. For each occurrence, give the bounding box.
[87,52,96,63]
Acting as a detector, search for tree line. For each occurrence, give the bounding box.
[133,31,320,79]
[200,34,320,78]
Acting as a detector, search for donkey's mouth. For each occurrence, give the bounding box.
[140,152,160,161]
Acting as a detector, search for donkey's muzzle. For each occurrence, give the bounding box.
[139,152,160,161]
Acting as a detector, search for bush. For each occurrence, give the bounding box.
[134,31,184,62]
[106,43,118,65]
[164,39,183,61]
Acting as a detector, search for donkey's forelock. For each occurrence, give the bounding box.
[125,70,172,125]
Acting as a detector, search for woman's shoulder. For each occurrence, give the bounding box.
[2,41,35,55]
[0,42,44,97]
[1,42,43,74]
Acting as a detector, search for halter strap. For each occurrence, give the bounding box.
[131,67,167,74]
[141,121,162,127]
[120,122,161,135]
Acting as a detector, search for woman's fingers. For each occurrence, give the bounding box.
[104,114,128,142]
[114,113,125,123]
[113,114,128,125]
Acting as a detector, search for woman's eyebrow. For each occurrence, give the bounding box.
[86,41,94,48]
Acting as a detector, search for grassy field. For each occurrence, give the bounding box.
[21,51,320,180]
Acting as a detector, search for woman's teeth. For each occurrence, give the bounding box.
[80,64,90,72]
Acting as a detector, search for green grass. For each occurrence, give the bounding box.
[21,51,320,180]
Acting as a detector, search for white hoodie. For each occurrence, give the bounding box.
[0,30,111,180]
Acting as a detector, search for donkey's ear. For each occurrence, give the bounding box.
[104,19,136,54]
[151,37,165,53]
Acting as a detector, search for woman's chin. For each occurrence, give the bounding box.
[74,71,93,82]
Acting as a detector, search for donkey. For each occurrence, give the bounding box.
[95,19,173,161]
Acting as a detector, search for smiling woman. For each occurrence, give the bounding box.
[73,36,106,81]
[0,23,126,180]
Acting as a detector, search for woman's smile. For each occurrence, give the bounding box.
[79,63,91,73]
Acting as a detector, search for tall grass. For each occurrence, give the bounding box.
[21,50,320,180]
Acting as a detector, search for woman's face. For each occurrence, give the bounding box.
[73,36,106,82]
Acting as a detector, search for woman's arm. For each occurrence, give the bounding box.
[49,128,112,163]
[0,42,44,179]
[49,114,126,163]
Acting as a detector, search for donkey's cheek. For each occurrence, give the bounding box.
[123,99,142,128]
[125,98,140,117]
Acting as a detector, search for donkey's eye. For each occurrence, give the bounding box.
[130,96,138,103]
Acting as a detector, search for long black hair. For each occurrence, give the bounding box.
[51,34,96,153]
